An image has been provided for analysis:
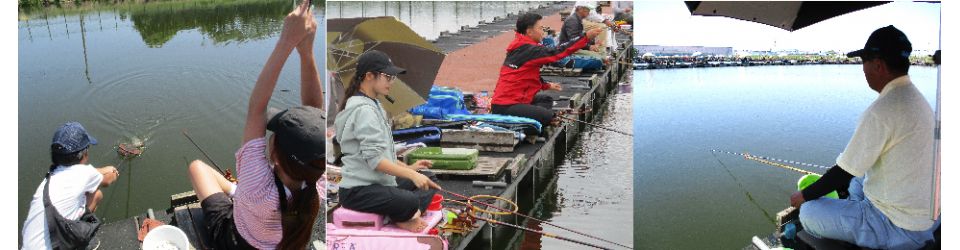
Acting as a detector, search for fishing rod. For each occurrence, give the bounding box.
[711,149,831,170]
[181,129,226,175]
[711,149,822,175]
[473,216,612,250]
[438,189,633,249]
[101,141,145,220]
[598,25,631,36]
[557,115,633,137]
[99,158,125,221]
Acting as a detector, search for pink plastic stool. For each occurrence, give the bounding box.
[333,208,384,230]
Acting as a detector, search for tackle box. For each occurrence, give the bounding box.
[405,147,479,170]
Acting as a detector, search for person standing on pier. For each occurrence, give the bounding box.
[789,25,939,249]
[334,50,442,233]
[186,2,325,249]
[21,122,119,249]
[490,13,601,129]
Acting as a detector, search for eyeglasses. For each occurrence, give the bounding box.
[378,72,397,82]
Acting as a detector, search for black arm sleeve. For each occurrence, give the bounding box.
[801,165,854,201]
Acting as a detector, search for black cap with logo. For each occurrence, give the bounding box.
[266,106,325,168]
[847,25,912,60]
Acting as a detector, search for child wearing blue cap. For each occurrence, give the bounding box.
[21,122,120,249]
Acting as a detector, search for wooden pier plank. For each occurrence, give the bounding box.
[93,216,142,249]
[172,206,201,250]
[171,190,199,208]
[186,203,214,250]
[440,129,519,153]
[427,156,511,179]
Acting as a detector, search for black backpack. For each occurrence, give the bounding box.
[43,173,101,250]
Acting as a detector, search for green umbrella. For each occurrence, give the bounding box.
[327,16,446,115]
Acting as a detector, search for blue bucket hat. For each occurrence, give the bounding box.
[51,122,98,154]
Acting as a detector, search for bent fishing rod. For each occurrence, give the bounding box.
[438,189,633,249]
[473,216,612,250]
[182,129,226,175]
[557,115,634,137]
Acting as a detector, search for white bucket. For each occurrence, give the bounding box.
[141,225,190,250]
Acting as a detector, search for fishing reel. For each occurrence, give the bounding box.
[223,169,238,183]
[552,107,592,126]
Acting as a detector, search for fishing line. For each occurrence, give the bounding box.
[711,149,824,175]
[99,141,145,221]
[711,149,830,170]
[710,150,777,225]
[474,216,613,250]
[557,115,633,137]
[439,189,633,249]
[98,158,124,221]
[441,196,614,250]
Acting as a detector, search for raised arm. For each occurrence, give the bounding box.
[296,5,322,109]
[242,2,313,144]
[524,28,602,67]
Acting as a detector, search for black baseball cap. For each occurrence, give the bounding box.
[847,25,912,60]
[51,122,98,154]
[356,50,406,79]
[266,106,325,168]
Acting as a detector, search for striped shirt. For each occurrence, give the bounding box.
[233,138,282,249]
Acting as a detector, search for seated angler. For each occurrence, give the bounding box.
[490,13,600,130]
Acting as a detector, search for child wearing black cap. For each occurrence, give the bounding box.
[334,50,442,233]
[185,2,325,249]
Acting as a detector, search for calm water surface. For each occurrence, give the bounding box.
[633,65,938,249]
[18,0,324,233]
[513,84,634,249]
[542,91,633,249]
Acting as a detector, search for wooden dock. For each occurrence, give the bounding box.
[443,38,633,249]
[94,190,325,250]
[321,2,634,246]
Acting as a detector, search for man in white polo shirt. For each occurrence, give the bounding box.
[788,25,939,249]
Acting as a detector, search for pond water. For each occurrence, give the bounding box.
[633,65,938,249]
[18,0,325,235]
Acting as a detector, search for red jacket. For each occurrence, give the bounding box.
[491,32,589,105]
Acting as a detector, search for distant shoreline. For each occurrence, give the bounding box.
[632,54,936,70]
[18,0,324,20]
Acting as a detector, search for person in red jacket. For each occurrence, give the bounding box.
[491,13,601,129]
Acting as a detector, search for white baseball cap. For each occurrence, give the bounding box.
[574,1,596,10]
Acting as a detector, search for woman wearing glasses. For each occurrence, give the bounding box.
[334,50,442,233]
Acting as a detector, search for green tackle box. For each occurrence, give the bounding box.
[406,147,479,170]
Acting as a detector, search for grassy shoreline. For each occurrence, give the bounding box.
[18,0,324,20]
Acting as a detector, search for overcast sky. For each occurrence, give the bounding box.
[633,1,940,53]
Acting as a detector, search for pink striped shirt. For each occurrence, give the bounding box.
[233,138,327,249]
[233,138,282,249]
